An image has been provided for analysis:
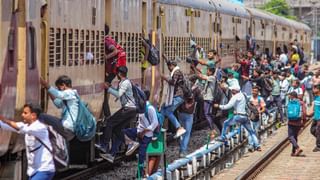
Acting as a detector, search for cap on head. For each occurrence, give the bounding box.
[229,83,241,91]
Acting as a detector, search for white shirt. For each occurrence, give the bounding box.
[280,79,290,99]
[279,53,288,65]
[219,92,246,114]
[0,120,55,176]
[138,102,159,137]
[288,86,303,96]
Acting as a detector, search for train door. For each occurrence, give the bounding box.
[40,2,48,111]
[25,0,41,107]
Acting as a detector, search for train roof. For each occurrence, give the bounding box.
[212,0,250,18]
[246,8,273,21]
[156,0,215,12]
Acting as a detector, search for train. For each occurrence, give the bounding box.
[0,0,311,179]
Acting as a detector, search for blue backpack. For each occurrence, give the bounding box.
[65,94,97,142]
[287,100,301,120]
[145,103,164,139]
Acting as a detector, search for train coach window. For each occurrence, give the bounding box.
[27,25,37,69]
[100,31,105,64]
[74,29,79,66]
[55,28,61,67]
[49,28,55,67]
[68,29,73,66]
[62,29,67,66]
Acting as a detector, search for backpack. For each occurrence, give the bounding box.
[129,82,147,114]
[65,94,97,142]
[287,99,301,120]
[145,103,164,139]
[263,77,273,92]
[147,42,160,66]
[36,125,69,168]
[245,95,261,121]
[105,36,126,73]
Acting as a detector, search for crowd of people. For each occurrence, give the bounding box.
[1,26,320,179]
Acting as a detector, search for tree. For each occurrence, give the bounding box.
[259,0,297,20]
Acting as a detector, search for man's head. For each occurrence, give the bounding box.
[144,90,150,101]
[117,66,128,78]
[207,49,217,60]
[289,91,298,100]
[166,60,177,72]
[55,75,72,90]
[292,79,300,88]
[253,69,262,77]
[313,84,320,95]
[252,86,260,97]
[229,83,241,94]
[21,103,42,124]
[247,50,254,58]
[207,67,215,76]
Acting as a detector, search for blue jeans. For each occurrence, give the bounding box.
[249,120,260,148]
[221,115,260,148]
[29,171,55,180]
[161,96,184,128]
[178,112,193,153]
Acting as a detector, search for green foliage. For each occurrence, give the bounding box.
[259,0,297,20]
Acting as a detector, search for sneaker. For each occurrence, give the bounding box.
[125,142,140,156]
[294,148,303,156]
[174,127,186,139]
[313,147,320,152]
[255,147,262,152]
[248,147,255,152]
[291,152,295,156]
[179,152,188,158]
[100,153,115,163]
[95,143,107,153]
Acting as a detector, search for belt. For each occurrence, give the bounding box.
[234,112,247,116]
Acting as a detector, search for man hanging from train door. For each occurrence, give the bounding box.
[103,25,127,117]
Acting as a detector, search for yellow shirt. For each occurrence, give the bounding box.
[140,47,149,69]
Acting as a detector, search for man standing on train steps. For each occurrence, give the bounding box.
[0,103,55,180]
[97,66,137,163]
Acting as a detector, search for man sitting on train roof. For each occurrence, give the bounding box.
[0,103,55,180]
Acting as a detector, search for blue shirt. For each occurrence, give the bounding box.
[48,87,78,131]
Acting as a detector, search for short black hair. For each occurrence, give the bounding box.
[23,103,42,117]
[166,60,177,66]
[144,90,150,100]
[55,75,72,87]
[289,91,298,98]
[117,66,128,76]
[208,49,217,55]
[252,86,261,91]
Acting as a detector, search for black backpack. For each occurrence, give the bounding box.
[263,77,273,92]
[125,81,147,114]
[147,43,160,65]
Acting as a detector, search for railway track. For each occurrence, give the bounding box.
[236,119,312,180]
[56,117,212,180]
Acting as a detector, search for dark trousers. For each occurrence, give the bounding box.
[273,95,284,122]
[204,100,221,134]
[310,121,320,148]
[288,124,301,153]
[38,113,75,141]
[102,107,137,153]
